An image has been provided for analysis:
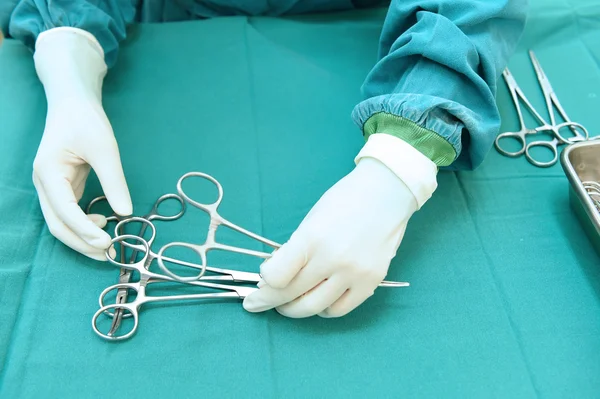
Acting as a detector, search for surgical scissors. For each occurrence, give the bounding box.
[92,234,259,341]
[156,172,281,281]
[155,172,409,288]
[93,217,206,338]
[495,51,589,167]
[86,194,186,335]
[528,50,591,146]
[86,193,186,227]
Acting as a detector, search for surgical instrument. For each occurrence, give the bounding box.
[86,193,186,229]
[93,234,258,341]
[95,228,410,341]
[528,51,586,143]
[155,172,278,281]
[87,194,185,335]
[583,181,600,212]
[92,172,411,341]
[92,217,208,338]
[495,51,589,167]
[155,172,409,288]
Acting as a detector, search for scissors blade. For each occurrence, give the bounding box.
[528,50,553,95]
[106,269,134,334]
[107,220,150,334]
[159,279,257,298]
[502,68,519,89]
[106,309,124,337]
[379,280,410,288]
[529,50,574,126]
[200,266,261,283]
[503,67,548,126]
[196,266,409,288]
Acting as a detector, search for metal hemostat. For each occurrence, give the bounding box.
[89,172,410,341]
[495,50,595,167]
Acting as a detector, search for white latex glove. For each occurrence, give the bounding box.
[32,28,132,260]
[243,134,438,318]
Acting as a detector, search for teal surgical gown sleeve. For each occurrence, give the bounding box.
[352,0,527,170]
[3,0,526,170]
[5,0,137,68]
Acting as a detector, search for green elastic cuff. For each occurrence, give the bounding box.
[362,112,457,167]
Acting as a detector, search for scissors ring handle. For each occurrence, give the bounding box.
[148,193,186,221]
[106,234,151,270]
[524,140,558,168]
[177,172,224,212]
[86,196,120,223]
[495,131,527,157]
[98,282,140,319]
[85,195,107,214]
[552,122,589,145]
[92,303,139,341]
[114,217,157,248]
[156,241,208,282]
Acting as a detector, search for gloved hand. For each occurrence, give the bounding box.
[243,134,438,318]
[32,28,132,260]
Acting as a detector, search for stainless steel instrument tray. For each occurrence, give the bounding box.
[561,140,600,256]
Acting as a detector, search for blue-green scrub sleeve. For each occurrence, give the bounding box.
[5,0,137,68]
[352,0,527,170]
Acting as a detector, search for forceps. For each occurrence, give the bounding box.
[93,217,207,339]
[92,234,259,341]
[495,52,588,167]
[86,193,186,227]
[87,194,186,335]
[155,172,409,288]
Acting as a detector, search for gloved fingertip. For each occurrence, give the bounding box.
[259,259,286,289]
[102,184,133,216]
[257,279,267,289]
[112,200,133,217]
[317,310,334,319]
[242,295,273,313]
[274,306,287,317]
[87,213,107,229]
[242,297,261,312]
[108,245,117,260]
[85,230,112,250]
[260,242,307,289]
[94,157,133,216]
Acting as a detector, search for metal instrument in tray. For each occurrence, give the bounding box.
[561,140,600,256]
